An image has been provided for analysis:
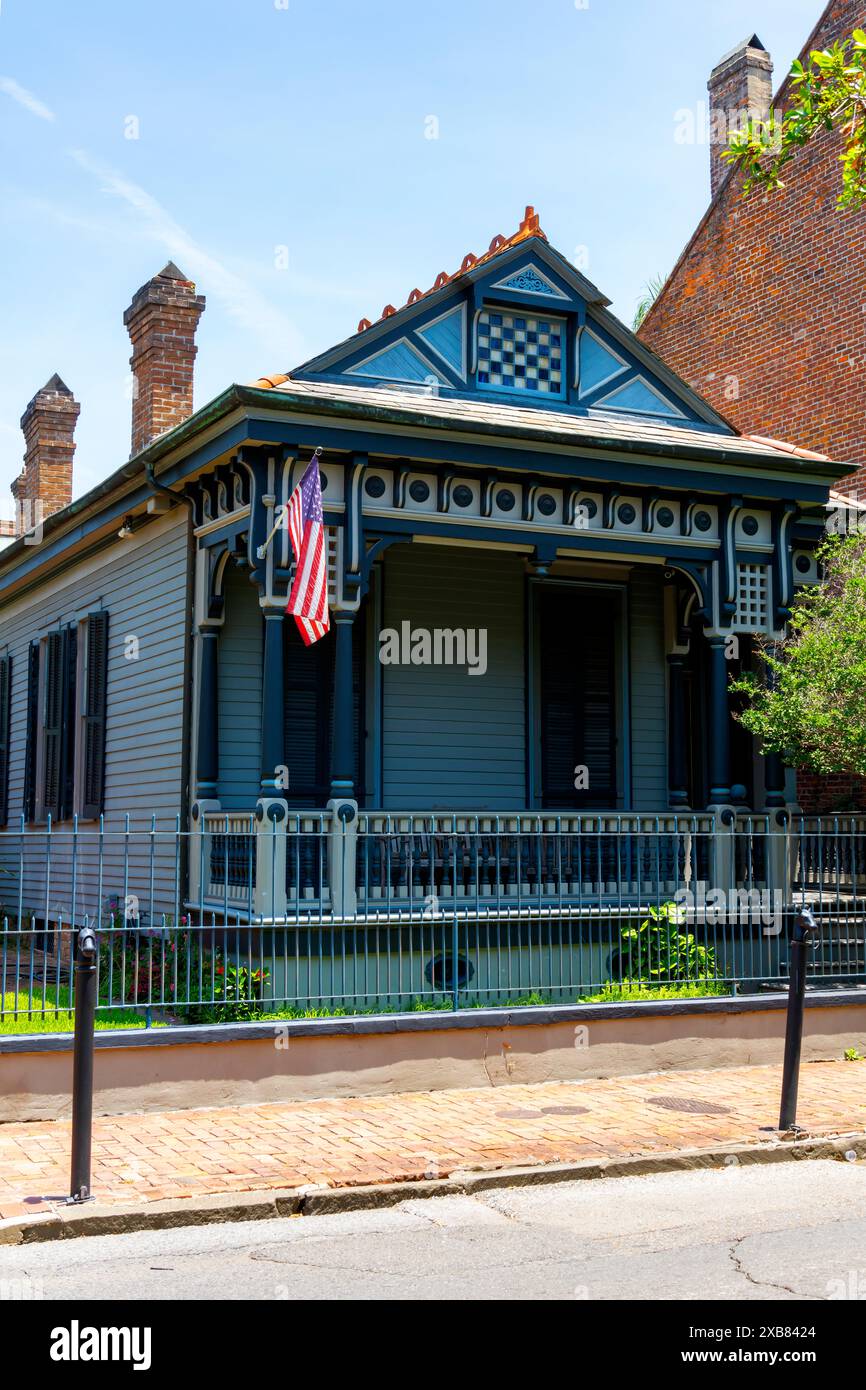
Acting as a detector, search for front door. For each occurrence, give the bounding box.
[536,585,620,809]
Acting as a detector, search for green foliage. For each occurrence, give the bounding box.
[0,984,162,1034]
[632,272,668,329]
[618,901,717,984]
[579,980,729,1003]
[724,31,866,210]
[731,534,866,776]
[844,1046,865,1061]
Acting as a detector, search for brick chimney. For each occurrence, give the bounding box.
[11,375,79,534]
[123,261,206,458]
[708,34,774,198]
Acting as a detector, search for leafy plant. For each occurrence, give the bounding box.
[731,534,866,775]
[844,1047,864,1062]
[618,901,716,984]
[633,272,668,329]
[724,30,866,210]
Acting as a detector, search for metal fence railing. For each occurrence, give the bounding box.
[1,814,864,1030]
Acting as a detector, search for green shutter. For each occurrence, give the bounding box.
[23,642,40,822]
[82,611,109,820]
[282,615,365,807]
[0,655,11,826]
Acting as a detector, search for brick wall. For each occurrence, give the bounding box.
[640,0,866,497]
[797,770,866,813]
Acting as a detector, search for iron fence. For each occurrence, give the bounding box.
[1,813,864,1030]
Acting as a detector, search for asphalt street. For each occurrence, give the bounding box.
[2,1160,866,1301]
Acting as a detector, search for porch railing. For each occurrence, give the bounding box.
[1,813,864,1028]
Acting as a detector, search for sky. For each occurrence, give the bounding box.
[0,0,823,505]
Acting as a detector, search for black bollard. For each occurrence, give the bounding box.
[69,923,98,1203]
[779,906,819,1131]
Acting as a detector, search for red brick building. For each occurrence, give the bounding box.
[641,0,866,496]
[640,0,866,811]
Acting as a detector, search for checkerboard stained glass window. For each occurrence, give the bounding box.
[475,311,565,396]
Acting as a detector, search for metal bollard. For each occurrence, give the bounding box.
[778,905,819,1131]
[69,923,98,1203]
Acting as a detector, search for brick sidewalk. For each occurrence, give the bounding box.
[1,1060,865,1223]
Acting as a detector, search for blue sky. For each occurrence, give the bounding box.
[0,0,821,504]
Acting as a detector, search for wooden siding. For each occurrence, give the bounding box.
[381,544,526,810]
[217,562,262,810]
[0,511,190,925]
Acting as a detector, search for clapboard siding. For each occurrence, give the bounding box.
[381,545,526,809]
[629,568,668,809]
[0,511,190,924]
[217,562,262,810]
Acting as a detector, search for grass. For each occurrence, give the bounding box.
[0,984,164,1035]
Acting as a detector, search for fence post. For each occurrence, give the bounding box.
[69,923,98,1204]
[707,806,737,898]
[779,906,819,1130]
[189,799,221,902]
[765,809,792,906]
[327,800,358,918]
[255,799,288,920]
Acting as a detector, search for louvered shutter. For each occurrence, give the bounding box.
[23,642,40,821]
[0,656,11,826]
[59,626,78,820]
[42,632,64,820]
[82,611,109,819]
[282,612,365,807]
[538,588,617,809]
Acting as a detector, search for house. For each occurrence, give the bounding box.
[0,210,852,958]
[638,0,866,810]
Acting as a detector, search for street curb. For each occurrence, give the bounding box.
[2,1132,865,1244]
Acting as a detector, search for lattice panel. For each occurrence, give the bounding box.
[734,564,770,631]
[476,310,564,395]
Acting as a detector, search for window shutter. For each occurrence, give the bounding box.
[538,588,617,810]
[23,642,40,821]
[0,655,11,826]
[60,625,78,821]
[42,632,64,820]
[282,613,365,807]
[82,611,109,819]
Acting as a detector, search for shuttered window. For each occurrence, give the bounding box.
[538,586,618,809]
[0,655,11,826]
[82,611,109,819]
[23,642,40,822]
[42,626,81,822]
[282,615,365,807]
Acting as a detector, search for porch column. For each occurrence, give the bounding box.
[707,635,732,804]
[195,628,219,799]
[667,654,689,808]
[260,612,285,795]
[330,613,355,800]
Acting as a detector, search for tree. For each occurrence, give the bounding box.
[724,30,866,210]
[632,272,667,330]
[731,533,866,775]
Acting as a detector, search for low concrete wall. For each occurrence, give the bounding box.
[2,993,865,1122]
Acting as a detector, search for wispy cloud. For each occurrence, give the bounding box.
[0,77,55,122]
[68,150,304,364]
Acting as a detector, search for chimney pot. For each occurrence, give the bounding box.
[708,35,774,198]
[11,375,80,534]
[123,263,206,457]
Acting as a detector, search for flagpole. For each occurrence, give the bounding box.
[256,447,323,559]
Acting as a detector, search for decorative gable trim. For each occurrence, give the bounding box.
[594,373,686,419]
[344,337,450,387]
[415,303,467,381]
[489,262,570,300]
[578,326,629,397]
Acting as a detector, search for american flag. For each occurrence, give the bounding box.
[285,457,330,646]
